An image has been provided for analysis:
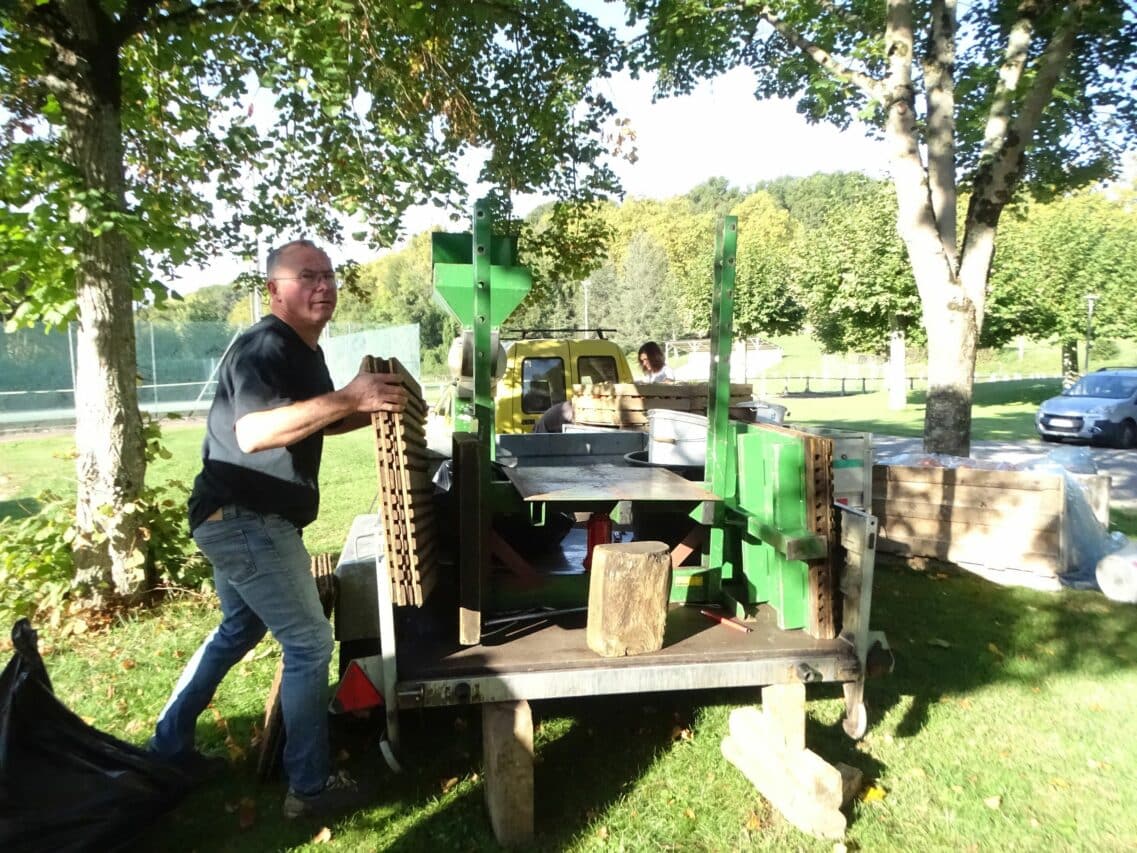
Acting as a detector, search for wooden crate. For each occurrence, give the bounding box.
[572,381,752,428]
[872,464,1111,587]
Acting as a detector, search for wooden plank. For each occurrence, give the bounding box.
[455,433,486,645]
[872,498,1061,533]
[872,464,1064,491]
[876,514,1061,552]
[877,534,1062,575]
[872,481,1063,513]
[802,433,836,640]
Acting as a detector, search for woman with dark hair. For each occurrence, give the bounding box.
[637,341,675,383]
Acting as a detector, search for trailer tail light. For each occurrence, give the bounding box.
[331,660,384,713]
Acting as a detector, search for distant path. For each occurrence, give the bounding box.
[872,435,1137,510]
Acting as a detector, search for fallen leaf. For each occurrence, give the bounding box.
[987,643,1004,659]
[927,638,952,649]
[670,725,693,742]
[237,797,256,830]
[120,659,136,670]
[441,776,459,794]
[984,795,1002,810]
[745,812,762,831]
[312,827,333,844]
[596,827,609,840]
[906,767,926,779]
[684,808,696,819]
[1049,777,1069,789]
[860,784,887,803]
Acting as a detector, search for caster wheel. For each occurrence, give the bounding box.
[380,736,403,773]
[842,701,868,740]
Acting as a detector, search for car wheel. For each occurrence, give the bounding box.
[1040,434,1061,443]
[1120,420,1137,449]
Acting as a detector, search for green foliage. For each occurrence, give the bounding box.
[988,190,1137,346]
[0,418,208,628]
[795,180,920,353]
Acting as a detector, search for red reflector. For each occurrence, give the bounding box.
[332,660,384,713]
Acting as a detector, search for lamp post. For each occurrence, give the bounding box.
[1085,293,1099,372]
[582,278,590,335]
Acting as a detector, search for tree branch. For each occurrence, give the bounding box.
[750,4,883,102]
[923,0,957,265]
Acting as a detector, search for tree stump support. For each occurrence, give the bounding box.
[721,683,863,840]
[586,540,671,657]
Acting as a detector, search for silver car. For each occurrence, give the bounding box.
[1035,368,1137,448]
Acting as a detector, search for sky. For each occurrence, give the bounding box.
[168,54,890,294]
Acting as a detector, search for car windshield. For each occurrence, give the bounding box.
[1065,375,1137,399]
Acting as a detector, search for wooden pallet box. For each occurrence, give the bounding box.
[572,381,752,428]
[872,464,1110,588]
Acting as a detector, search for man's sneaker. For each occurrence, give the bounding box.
[282,770,372,819]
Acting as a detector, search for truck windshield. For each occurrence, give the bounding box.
[1066,375,1137,398]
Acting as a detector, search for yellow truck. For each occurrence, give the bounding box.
[436,331,635,434]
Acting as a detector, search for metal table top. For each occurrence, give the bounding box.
[502,463,720,503]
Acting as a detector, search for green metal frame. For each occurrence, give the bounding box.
[702,216,819,629]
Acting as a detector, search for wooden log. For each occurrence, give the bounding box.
[586,541,672,657]
[482,700,534,847]
[721,735,847,840]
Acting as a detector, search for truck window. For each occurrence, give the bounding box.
[577,355,618,385]
[521,357,566,413]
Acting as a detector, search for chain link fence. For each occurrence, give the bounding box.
[0,321,421,431]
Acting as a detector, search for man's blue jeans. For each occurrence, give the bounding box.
[151,506,333,795]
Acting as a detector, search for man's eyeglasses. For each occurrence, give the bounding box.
[276,270,337,286]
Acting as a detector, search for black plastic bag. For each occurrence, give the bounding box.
[0,619,191,852]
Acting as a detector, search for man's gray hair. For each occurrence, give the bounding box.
[266,239,322,277]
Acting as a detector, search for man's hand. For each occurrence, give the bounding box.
[345,370,408,413]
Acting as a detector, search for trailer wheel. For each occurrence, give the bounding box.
[842,701,868,740]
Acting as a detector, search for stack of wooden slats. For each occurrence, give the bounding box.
[572,381,752,428]
[363,355,437,607]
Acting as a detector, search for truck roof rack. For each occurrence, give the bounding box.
[502,327,619,340]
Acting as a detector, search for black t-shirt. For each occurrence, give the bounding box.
[188,315,335,531]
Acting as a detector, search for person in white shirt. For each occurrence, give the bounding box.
[637,341,675,383]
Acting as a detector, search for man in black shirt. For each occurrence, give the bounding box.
[149,239,406,820]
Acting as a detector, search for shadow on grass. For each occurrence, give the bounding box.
[123,547,1137,850]
[865,556,1137,739]
[0,496,40,522]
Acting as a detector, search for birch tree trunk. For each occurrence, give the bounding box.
[48,2,147,601]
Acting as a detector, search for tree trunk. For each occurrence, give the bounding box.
[48,5,147,602]
[921,293,977,456]
[887,319,907,410]
[1061,339,1079,388]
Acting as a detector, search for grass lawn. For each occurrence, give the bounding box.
[4,385,1137,850]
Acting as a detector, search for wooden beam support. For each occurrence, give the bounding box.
[482,700,534,847]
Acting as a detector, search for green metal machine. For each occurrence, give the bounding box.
[345,202,885,788]
[431,198,533,448]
